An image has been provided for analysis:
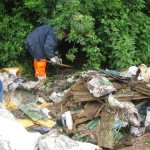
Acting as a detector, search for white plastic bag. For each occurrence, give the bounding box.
[0,103,16,120]
[108,94,140,126]
[39,129,102,150]
[62,111,73,130]
[130,126,145,137]
[0,116,41,150]
[145,109,150,127]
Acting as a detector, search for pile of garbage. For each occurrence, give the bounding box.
[49,64,150,149]
[0,67,102,150]
[1,64,150,149]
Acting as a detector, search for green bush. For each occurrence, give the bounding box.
[0,0,150,72]
[0,1,32,67]
[50,0,150,69]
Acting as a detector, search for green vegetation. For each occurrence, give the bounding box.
[0,0,150,74]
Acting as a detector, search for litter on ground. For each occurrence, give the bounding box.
[1,65,150,149]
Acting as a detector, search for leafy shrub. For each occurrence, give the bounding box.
[0,0,150,72]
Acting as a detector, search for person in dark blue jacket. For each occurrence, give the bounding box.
[26,25,64,80]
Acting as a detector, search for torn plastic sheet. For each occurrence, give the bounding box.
[7,78,25,91]
[0,69,42,92]
[39,129,102,150]
[0,68,22,92]
[19,80,43,91]
[1,77,40,92]
[108,94,140,126]
[8,79,41,92]
[0,73,15,91]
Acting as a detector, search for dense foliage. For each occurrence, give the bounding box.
[0,0,150,71]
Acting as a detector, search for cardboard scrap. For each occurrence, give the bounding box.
[132,85,150,96]
[78,101,104,119]
[4,100,18,111]
[17,118,34,128]
[74,117,89,126]
[38,103,53,109]
[1,67,22,76]
[35,119,56,128]
[73,96,99,102]
[20,102,45,121]
[71,81,89,92]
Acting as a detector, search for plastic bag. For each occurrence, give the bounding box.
[0,103,16,120]
[0,116,41,150]
[130,126,145,137]
[39,129,102,150]
[108,94,140,126]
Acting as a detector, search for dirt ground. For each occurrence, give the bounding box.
[116,133,150,150]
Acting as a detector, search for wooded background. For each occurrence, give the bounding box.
[0,0,150,74]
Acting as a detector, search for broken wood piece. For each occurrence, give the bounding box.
[114,88,150,101]
[132,86,150,96]
[64,100,74,107]
[71,81,89,92]
[112,81,127,90]
[73,96,99,102]
[74,116,89,126]
[78,101,104,119]
[96,106,115,149]
[95,104,105,117]
[35,119,56,128]
[71,91,93,96]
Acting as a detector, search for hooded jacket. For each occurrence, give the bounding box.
[26,25,61,60]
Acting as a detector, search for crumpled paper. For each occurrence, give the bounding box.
[87,76,116,97]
